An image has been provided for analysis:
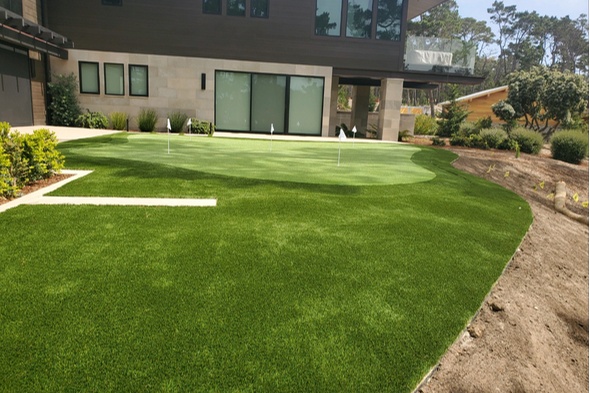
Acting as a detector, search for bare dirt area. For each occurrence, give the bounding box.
[419,145,589,393]
[0,173,71,206]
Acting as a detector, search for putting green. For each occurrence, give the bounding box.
[72,133,435,186]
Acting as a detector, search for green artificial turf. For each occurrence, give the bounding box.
[0,133,532,392]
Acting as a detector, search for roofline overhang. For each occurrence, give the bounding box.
[0,7,73,59]
[334,68,485,86]
[407,0,449,20]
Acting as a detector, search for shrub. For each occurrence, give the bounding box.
[110,112,128,130]
[47,73,82,126]
[23,129,65,181]
[480,128,508,149]
[475,116,493,130]
[550,130,589,164]
[414,114,438,135]
[0,123,65,198]
[138,108,158,132]
[189,119,215,137]
[437,87,469,137]
[398,130,411,142]
[450,134,469,147]
[431,136,446,146]
[468,133,487,149]
[168,112,189,133]
[509,128,544,155]
[76,110,109,129]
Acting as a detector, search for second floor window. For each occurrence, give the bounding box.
[251,0,268,18]
[315,0,342,36]
[203,0,221,14]
[227,0,245,16]
[347,0,373,38]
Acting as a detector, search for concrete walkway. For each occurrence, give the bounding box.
[0,170,217,214]
[16,125,120,142]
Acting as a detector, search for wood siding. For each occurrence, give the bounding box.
[46,0,408,73]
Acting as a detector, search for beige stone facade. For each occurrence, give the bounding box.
[50,50,333,135]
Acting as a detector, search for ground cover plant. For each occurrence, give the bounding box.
[0,134,532,392]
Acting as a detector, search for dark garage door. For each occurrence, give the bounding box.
[0,43,33,127]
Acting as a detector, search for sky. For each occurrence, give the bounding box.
[455,0,589,21]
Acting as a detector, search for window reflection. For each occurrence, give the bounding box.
[315,0,342,36]
[346,0,373,38]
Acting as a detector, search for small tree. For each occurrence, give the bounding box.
[437,86,469,137]
[501,67,588,137]
[47,73,82,126]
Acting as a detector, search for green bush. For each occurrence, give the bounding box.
[47,73,82,126]
[475,116,493,130]
[480,128,508,149]
[0,123,65,198]
[189,119,215,137]
[414,114,438,135]
[168,112,189,133]
[509,128,544,155]
[23,129,65,181]
[110,112,128,130]
[550,130,589,164]
[431,136,446,146]
[138,108,158,132]
[458,122,480,137]
[76,110,108,129]
[449,134,469,147]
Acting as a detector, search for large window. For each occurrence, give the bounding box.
[376,0,403,41]
[288,77,324,135]
[79,62,99,94]
[251,0,268,18]
[346,0,373,38]
[215,72,251,131]
[129,65,148,97]
[227,0,245,16]
[203,0,221,14]
[104,63,124,95]
[315,0,342,36]
[251,74,286,133]
[215,71,324,135]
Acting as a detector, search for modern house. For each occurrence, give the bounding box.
[1,0,482,140]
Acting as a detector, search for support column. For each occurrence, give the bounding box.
[378,78,404,141]
[328,76,340,137]
[351,85,370,135]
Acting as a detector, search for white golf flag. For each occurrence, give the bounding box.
[352,126,357,134]
[270,123,274,134]
[187,118,192,127]
[339,129,347,141]
[167,118,171,131]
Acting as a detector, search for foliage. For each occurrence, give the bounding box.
[0,123,64,198]
[431,136,446,146]
[137,108,158,132]
[23,129,65,181]
[437,86,469,137]
[509,127,544,155]
[492,100,518,131]
[109,112,128,131]
[398,130,411,142]
[475,116,493,130]
[550,130,589,164]
[414,114,438,135]
[75,110,109,129]
[502,67,589,135]
[167,112,189,133]
[480,128,508,149]
[47,73,82,126]
[189,119,215,137]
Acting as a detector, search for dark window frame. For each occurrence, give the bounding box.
[129,64,149,97]
[104,63,125,96]
[79,61,100,95]
[101,0,122,6]
[214,70,324,136]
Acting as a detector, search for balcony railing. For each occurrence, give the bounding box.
[405,36,476,76]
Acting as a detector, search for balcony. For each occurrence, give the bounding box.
[404,36,476,76]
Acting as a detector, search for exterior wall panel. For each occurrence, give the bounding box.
[46,0,406,74]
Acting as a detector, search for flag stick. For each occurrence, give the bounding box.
[270,123,274,152]
[167,118,171,154]
[338,140,341,167]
